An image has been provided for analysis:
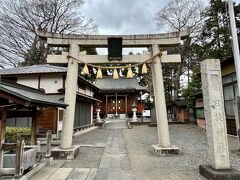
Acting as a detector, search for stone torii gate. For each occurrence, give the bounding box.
[37,30,190,158]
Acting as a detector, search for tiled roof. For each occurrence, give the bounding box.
[0,80,67,108]
[95,77,148,92]
[0,64,67,75]
[0,64,99,90]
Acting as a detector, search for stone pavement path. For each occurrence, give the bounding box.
[95,119,135,180]
[29,119,135,180]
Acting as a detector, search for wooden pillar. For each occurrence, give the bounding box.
[0,108,6,172]
[106,95,108,115]
[125,95,128,115]
[31,109,38,145]
[15,133,21,176]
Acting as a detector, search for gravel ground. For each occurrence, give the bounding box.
[73,129,110,145]
[58,129,110,169]
[123,124,240,180]
[62,147,104,168]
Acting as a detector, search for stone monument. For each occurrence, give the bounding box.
[199,59,240,179]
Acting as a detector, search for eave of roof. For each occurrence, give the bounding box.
[95,77,148,92]
[76,92,101,102]
[0,80,68,108]
[0,64,67,75]
[78,76,100,91]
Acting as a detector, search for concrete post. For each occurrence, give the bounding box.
[234,97,240,147]
[60,43,79,149]
[151,44,170,148]
[46,130,52,158]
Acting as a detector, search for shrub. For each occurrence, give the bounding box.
[5,127,31,143]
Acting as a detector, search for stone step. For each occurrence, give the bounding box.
[103,120,128,130]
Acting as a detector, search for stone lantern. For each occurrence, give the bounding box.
[96,103,102,123]
[132,102,138,122]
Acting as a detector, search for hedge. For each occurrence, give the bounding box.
[5,127,31,143]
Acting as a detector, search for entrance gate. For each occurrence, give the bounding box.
[37,30,190,155]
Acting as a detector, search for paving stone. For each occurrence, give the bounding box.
[67,168,90,180]
[48,168,73,180]
[29,168,58,180]
[120,154,132,170]
[95,119,135,180]
[86,168,98,180]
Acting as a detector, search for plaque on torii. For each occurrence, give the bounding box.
[36,30,190,158]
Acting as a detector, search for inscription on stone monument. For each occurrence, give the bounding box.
[201,59,230,169]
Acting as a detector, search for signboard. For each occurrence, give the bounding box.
[143,110,150,117]
[195,108,205,119]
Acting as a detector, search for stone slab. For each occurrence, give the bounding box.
[86,168,98,180]
[67,168,90,180]
[48,168,73,180]
[151,144,180,156]
[29,168,58,180]
[199,165,240,180]
[51,145,80,160]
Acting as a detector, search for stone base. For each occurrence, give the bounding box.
[51,145,80,160]
[151,144,180,156]
[131,118,138,122]
[96,118,103,123]
[199,165,240,180]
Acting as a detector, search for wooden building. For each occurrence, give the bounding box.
[0,65,99,134]
[94,77,148,118]
[173,100,189,123]
[0,80,67,143]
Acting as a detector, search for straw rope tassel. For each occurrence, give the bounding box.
[82,64,89,75]
[127,67,133,78]
[96,67,103,79]
[142,63,147,75]
[113,69,119,79]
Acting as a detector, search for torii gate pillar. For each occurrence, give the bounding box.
[52,44,80,159]
[151,44,180,155]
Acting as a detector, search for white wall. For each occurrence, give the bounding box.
[17,74,64,94]
[40,74,63,93]
[18,75,39,89]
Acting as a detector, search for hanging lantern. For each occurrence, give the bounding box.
[96,67,102,79]
[82,64,89,75]
[113,69,119,79]
[127,67,133,78]
[142,63,147,75]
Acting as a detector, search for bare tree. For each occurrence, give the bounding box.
[155,0,206,100]
[0,0,98,68]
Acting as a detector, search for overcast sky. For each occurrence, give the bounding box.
[81,0,168,35]
[82,0,240,35]
[81,0,240,54]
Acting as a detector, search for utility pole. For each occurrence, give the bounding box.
[228,0,240,145]
[228,0,240,96]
